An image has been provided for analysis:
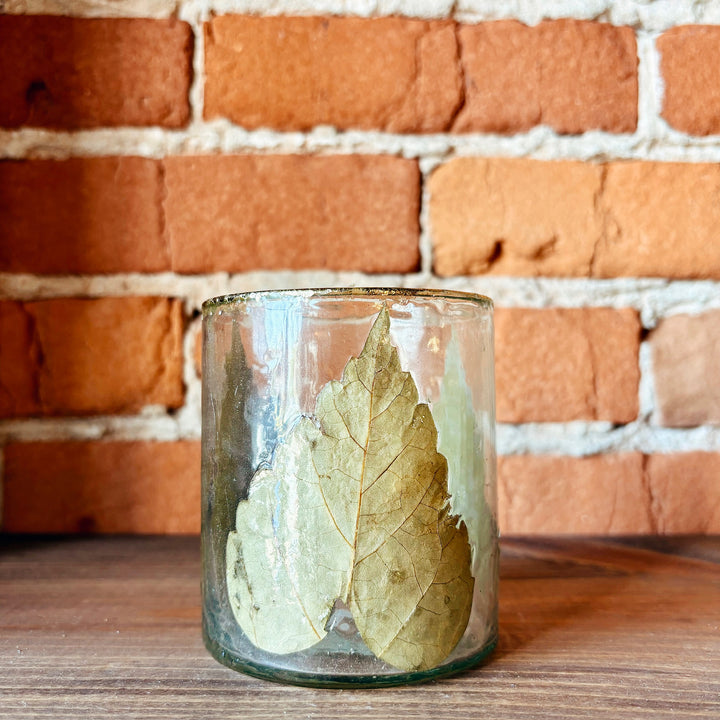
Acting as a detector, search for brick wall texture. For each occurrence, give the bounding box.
[1,4,719,536]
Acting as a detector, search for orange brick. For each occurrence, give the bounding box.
[2,441,200,533]
[0,297,184,417]
[0,157,168,274]
[0,16,192,129]
[430,157,603,277]
[454,20,637,134]
[164,155,420,274]
[204,15,461,132]
[430,158,720,279]
[0,301,39,418]
[646,453,720,533]
[658,26,720,135]
[595,161,720,279]
[649,311,720,427]
[495,308,641,423]
[498,454,651,534]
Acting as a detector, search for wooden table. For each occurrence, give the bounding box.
[1,536,718,719]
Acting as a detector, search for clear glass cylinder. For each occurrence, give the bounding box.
[201,289,498,687]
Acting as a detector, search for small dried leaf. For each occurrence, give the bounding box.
[204,325,254,598]
[227,307,474,671]
[226,418,350,654]
[434,330,498,622]
[435,331,484,543]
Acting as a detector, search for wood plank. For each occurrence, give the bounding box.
[0,536,718,719]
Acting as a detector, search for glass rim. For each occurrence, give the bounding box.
[202,287,494,313]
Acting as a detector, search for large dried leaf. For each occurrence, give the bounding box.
[227,307,473,671]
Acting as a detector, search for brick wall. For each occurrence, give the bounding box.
[1,1,719,536]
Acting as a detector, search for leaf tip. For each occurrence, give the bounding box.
[360,304,391,359]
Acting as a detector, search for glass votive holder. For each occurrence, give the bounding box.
[201,288,498,687]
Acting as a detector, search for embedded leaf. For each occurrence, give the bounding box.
[434,330,498,622]
[215,324,254,503]
[226,417,351,654]
[227,306,474,671]
[312,308,474,671]
[204,324,254,601]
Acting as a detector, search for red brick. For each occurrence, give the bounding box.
[658,26,720,136]
[0,301,39,417]
[649,311,720,427]
[455,21,540,133]
[2,441,200,533]
[0,157,168,274]
[0,16,192,129]
[495,308,641,423]
[454,20,637,134]
[0,297,184,417]
[498,454,650,534]
[164,155,420,274]
[646,453,720,533]
[430,158,720,279]
[204,15,462,132]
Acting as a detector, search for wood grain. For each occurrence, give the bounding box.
[0,536,718,719]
